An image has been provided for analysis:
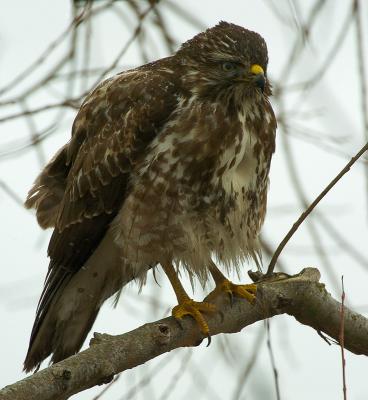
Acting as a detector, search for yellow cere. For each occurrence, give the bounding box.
[250,64,264,75]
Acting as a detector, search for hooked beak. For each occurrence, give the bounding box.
[250,64,265,92]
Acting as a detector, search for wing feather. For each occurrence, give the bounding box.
[26,65,180,364]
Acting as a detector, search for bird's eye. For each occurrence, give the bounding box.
[222,62,236,72]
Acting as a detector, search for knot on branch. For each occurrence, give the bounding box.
[51,366,72,381]
[152,323,171,345]
[51,365,73,391]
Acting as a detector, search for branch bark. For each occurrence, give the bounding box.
[1,267,368,400]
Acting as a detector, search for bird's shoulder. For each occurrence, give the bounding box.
[57,58,183,231]
[47,59,184,275]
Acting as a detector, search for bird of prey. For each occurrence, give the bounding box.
[23,21,276,372]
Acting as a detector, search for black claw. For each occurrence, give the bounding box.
[206,334,211,347]
[152,268,161,287]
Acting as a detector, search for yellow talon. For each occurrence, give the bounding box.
[161,263,217,343]
[172,299,216,336]
[211,280,257,304]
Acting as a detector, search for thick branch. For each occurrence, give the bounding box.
[1,268,367,400]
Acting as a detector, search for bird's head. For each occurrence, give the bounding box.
[177,21,271,103]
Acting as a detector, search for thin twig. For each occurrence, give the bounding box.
[0,1,97,106]
[288,0,305,37]
[267,142,368,275]
[260,236,287,272]
[278,117,341,290]
[182,354,222,400]
[0,181,24,206]
[91,1,156,88]
[157,350,192,400]
[164,0,206,30]
[127,0,151,63]
[266,320,281,400]
[316,213,368,272]
[231,327,265,400]
[18,99,46,167]
[340,276,347,400]
[262,0,294,26]
[0,123,57,160]
[285,3,354,92]
[152,7,177,54]
[51,66,133,81]
[0,6,86,97]
[278,0,327,82]
[91,374,121,400]
[282,122,363,161]
[80,0,93,94]
[119,352,175,400]
[0,99,80,124]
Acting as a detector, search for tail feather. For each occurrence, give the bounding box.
[51,309,100,365]
[24,228,133,373]
[23,279,101,373]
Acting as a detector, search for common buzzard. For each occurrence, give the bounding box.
[24,21,276,372]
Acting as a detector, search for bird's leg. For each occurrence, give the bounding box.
[161,262,216,341]
[208,261,257,305]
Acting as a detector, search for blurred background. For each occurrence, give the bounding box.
[1,1,367,399]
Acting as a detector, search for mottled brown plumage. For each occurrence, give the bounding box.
[24,21,276,372]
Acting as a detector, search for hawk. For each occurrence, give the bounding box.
[24,21,276,372]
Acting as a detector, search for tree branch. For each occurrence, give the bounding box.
[1,267,367,400]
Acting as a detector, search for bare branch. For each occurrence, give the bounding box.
[231,327,265,400]
[267,142,368,275]
[340,276,347,400]
[266,320,281,400]
[1,268,368,400]
[90,1,157,87]
[0,0,114,102]
[0,181,24,206]
[165,0,206,30]
[285,3,354,92]
[0,99,80,124]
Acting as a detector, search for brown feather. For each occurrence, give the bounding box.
[25,145,70,229]
[24,65,180,372]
